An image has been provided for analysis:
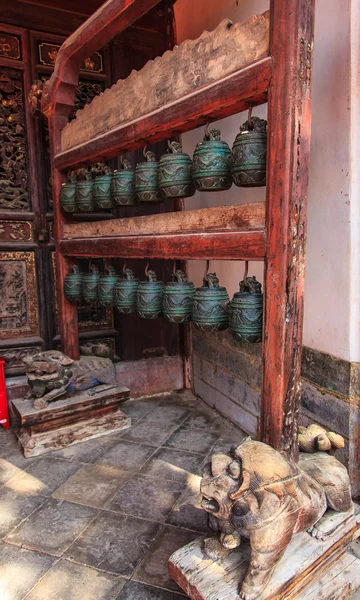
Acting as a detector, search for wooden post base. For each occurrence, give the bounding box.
[169,508,360,600]
[12,385,131,457]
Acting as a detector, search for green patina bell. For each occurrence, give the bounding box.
[111,158,137,206]
[135,150,162,202]
[163,270,195,323]
[229,276,263,343]
[137,269,164,319]
[76,168,94,212]
[64,265,82,304]
[192,128,232,192]
[93,166,113,210]
[60,172,77,213]
[191,273,229,332]
[158,141,195,199]
[81,264,100,304]
[114,268,139,314]
[97,266,118,307]
[231,116,267,187]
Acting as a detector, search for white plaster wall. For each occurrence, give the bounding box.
[174,0,359,362]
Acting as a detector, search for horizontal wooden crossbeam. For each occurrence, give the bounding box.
[59,229,266,260]
[54,57,272,170]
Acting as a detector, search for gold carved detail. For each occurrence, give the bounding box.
[0,221,32,242]
[0,251,39,338]
[38,42,103,73]
[0,33,21,60]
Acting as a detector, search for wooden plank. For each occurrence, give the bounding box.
[260,0,315,459]
[41,0,163,118]
[63,203,265,240]
[169,509,360,600]
[59,229,266,260]
[54,57,271,170]
[61,12,270,152]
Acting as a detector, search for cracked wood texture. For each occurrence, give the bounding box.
[260,0,315,458]
[59,11,270,154]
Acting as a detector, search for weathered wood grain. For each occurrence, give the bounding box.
[63,203,265,239]
[60,12,269,152]
[260,0,315,459]
[169,509,360,600]
[55,57,271,170]
[59,229,266,260]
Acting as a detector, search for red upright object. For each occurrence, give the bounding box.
[0,357,10,429]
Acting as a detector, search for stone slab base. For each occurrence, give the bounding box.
[12,385,131,457]
[169,509,360,600]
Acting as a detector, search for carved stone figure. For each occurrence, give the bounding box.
[200,437,353,600]
[24,350,117,409]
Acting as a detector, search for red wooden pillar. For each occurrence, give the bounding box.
[48,112,80,360]
[260,0,315,459]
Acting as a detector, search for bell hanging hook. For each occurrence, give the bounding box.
[247,107,254,130]
[243,260,249,288]
[145,259,150,278]
[122,262,127,275]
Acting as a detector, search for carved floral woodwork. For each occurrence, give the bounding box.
[0,251,39,338]
[0,68,29,211]
[38,42,104,74]
[201,438,353,600]
[0,32,21,61]
[0,220,32,241]
[2,345,43,371]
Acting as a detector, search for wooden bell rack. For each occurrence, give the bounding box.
[40,0,315,460]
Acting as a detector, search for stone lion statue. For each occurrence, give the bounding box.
[24,350,117,409]
[201,437,353,600]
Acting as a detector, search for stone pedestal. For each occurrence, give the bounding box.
[12,385,131,457]
[169,508,360,600]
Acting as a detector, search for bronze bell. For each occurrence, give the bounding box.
[229,276,263,343]
[137,269,164,319]
[81,264,100,305]
[191,273,229,331]
[163,270,195,323]
[158,141,195,199]
[60,172,77,213]
[64,265,82,304]
[135,150,162,202]
[192,128,232,192]
[93,166,113,210]
[111,158,137,206]
[114,268,139,314]
[97,266,118,307]
[76,168,94,212]
[231,116,267,187]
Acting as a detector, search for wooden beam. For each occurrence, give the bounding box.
[54,57,271,170]
[63,203,265,240]
[61,12,270,152]
[59,229,266,260]
[260,0,315,458]
[41,0,162,117]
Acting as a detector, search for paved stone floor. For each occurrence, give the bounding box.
[0,390,246,600]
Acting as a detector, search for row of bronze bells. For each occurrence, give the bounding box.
[60,115,267,212]
[64,265,263,343]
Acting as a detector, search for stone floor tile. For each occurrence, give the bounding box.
[50,433,120,463]
[5,457,80,496]
[0,428,17,447]
[95,439,155,472]
[117,581,186,599]
[166,474,210,533]
[53,464,130,509]
[143,405,191,427]
[120,420,177,448]
[120,398,162,422]
[164,422,219,455]
[65,511,160,577]
[26,558,126,600]
[139,447,204,483]
[159,391,200,410]
[134,524,198,592]
[181,407,231,434]
[0,541,54,600]
[0,441,36,486]
[0,488,45,538]
[107,475,183,522]
[5,498,97,556]
[210,432,247,456]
